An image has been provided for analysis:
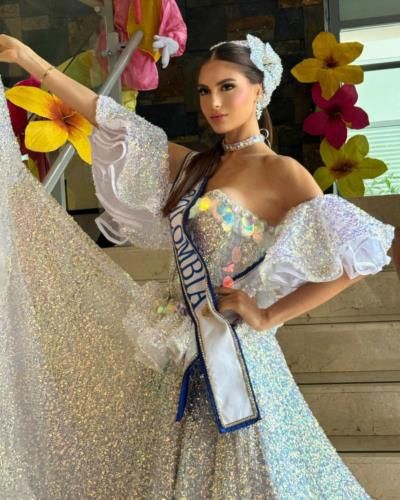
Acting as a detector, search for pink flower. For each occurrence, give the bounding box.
[222,276,235,288]
[223,262,235,273]
[304,83,369,149]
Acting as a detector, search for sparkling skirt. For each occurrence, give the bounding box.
[0,169,371,497]
[122,323,371,499]
[0,116,370,500]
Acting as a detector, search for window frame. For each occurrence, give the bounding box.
[324,0,400,72]
[324,0,400,196]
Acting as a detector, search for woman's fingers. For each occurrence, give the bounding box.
[215,286,235,295]
[215,287,239,307]
[216,294,239,312]
[215,286,267,331]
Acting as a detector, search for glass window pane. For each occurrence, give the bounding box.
[355,68,400,122]
[339,0,400,21]
[340,24,400,65]
[347,68,400,195]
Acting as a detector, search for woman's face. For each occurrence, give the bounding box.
[197,59,261,134]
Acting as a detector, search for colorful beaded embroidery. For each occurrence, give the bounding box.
[189,190,270,289]
[189,191,268,242]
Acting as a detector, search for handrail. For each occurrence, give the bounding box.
[43,29,143,193]
[77,0,103,12]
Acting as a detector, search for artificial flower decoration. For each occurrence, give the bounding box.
[304,83,369,149]
[5,86,93,164]
[6,76,51,181]
[314,135,387,197]
[291,32,364,100]
[6,76,41,136]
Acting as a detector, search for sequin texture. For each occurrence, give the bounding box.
[1,85,395,498]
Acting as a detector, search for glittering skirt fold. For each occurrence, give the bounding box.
[0,173,372,499]
[0,73,375,499]
[1,171,150,498]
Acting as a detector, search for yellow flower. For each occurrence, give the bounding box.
[5,86,93,164]
[314,135,387,197]
[291,32,364,100]
[198,197,211,211]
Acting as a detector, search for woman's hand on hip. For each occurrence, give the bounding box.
[215,286,272,332]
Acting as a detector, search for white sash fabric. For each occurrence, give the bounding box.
[169,177,261,433]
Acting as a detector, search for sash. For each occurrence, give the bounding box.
[168,175,261,433]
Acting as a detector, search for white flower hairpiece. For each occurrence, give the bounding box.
[210,34,283,119]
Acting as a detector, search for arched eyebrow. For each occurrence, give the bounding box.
[197,78,237,89]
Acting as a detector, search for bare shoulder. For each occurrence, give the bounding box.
[168,142,194,182]
[263,154,323,209]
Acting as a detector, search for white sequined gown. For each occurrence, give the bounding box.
[0,80,395,499]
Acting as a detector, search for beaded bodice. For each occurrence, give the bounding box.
[188,189,277,287]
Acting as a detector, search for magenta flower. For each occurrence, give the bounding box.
[303,83,369,149]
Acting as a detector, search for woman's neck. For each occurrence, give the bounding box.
[222,115,262,144]
[223,127,261,145]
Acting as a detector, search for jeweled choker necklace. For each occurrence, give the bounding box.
[222,133,266,152]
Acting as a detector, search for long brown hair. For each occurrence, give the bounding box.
[162,42,274,217]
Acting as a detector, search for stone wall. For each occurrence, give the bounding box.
[0,0,325,174]
[0,1,99,86]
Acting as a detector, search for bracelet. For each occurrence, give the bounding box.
[40,65,54,84]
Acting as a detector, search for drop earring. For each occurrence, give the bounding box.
[260,128,271,148]
[255,94,268,120]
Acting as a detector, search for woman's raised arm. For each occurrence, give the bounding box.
[0,34,194,180]
[0,34,99,126]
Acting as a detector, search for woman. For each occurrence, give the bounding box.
[0,33,395,498]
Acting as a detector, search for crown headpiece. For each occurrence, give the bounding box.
[210,34,283,119]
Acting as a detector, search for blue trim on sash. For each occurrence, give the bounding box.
[171,176,262,433]
[174,178,223,426]
[198,346,260,434]
[177,290,261,433]
[222,324,261,433]
[197,316,262,433]
[176,356,199,420]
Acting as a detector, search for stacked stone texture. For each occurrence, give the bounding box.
[140,0,324,171]
[0,0,324,170]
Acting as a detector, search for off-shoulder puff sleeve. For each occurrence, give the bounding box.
[236,194,395,306]
[90,95,172,249]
